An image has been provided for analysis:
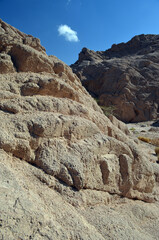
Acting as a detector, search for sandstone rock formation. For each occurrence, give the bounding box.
[1,19,159,239]
[71,35,159,122]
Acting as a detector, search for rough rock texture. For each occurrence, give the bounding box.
[71,34,159,122]
[1,19,159,239]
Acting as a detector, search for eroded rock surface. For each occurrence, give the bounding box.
[71,35,159,122]
[1,19,159,239]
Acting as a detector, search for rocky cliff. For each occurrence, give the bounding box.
[71,35,159,122]
[1,19,159,239]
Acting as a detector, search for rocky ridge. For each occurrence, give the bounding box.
[1,19,159,239]
[71,34,159,122]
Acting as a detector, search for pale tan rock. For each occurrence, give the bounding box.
[109,115,130,135]
[0,19,157,200]
[0,19,46,53]
[9,43,54,73]
[1,150,159,239]
[0,53,15,73]
[1,19,159,239]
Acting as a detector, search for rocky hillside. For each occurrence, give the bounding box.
[1,19,159,239]
[71,35,159,122]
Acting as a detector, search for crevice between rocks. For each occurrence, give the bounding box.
[10,54,19,72]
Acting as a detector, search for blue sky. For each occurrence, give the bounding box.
[0,0,159,65]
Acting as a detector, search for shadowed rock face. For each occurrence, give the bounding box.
[71,34,159,122]
[1,20,159,239]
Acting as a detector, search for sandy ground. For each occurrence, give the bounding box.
[127,119,159,163]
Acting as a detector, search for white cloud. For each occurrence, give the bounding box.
[58,25,79,42]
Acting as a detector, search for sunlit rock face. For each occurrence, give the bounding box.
[0,19,159,240]
[71,34,159,122]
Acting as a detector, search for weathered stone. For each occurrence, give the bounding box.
[0,53,15,73]
[1,19,159,239]
[71,34,159,122]
[9,43,54,73]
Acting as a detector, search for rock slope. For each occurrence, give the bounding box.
[1,19,159,239]
[71,34,159,122]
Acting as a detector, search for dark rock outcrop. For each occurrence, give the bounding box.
[71,34,159,122]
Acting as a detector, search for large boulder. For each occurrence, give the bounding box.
[71,35,159,122]
[1,20,159,239]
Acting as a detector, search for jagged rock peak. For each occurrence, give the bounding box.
[105,34,159,57]
[0,19,75,74]
[71,34,159,122]
[75,47,103,63]
[74,34,159,64]
[0,18,46,53]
